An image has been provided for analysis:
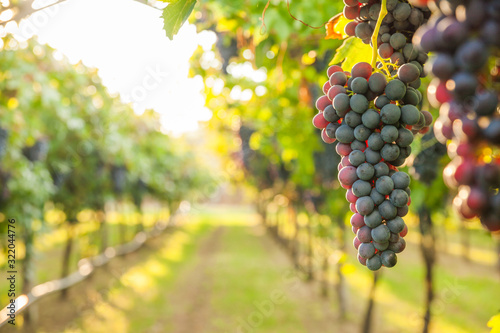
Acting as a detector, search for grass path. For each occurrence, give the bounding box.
[5,204,499,333]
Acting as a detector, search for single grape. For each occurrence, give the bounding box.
[375,175,394,195]
[380,104,402,124]
[351,62,373,79]
[375,95,391,109]
[368,73,387,94]
[338,166,358,186]
[350,94,369,114]
[349,149,366,166]
[381,143,400,161]
[357,162,375,180]
[352,180,373,197]
[345,111,363,128]
[390,32,406,50]
[336,124,356,143]
[386,216,405,234]
[396,127,414,147]
[380,250,397,267]
[390,189,409,207]
[362,109,381,129]
[379,200,398,220]
[400,105,420,125]
[391,171,411,189]
[356,196,376,216]
[351,77,369,94]
[350,213,366,228]
[325,122,341,138]
[354,124,372,141]
[357,225,373,243]
[365,210,383,228]
[381,125,399,143]
[366,255,382,271]
[333,93,351,115]
[359,242,376,259]
[397,63,420,83]
[367,132,384,151]
[365,148,382,164]
[385,80,407,101]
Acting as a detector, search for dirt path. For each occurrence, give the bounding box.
[148,226,225,333]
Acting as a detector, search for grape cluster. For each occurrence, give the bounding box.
[413,0,500,232]
[111,165,127,195]
[21,139,49,162]
[343,0,430,85]
[410,129,447,184]
[312,62,433,270]
[0,127,8,159]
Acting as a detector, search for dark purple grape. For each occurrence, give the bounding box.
[364,210,382,228]
[387,216,405,233]
[357,162,375,180]
[390,32,406,50]
[379,200,398,220]
[345,111,363,128]
[380,250,397,267]
[362,109,381,129]
[380,104,402,124]
[397,63,420,83]
[391,172,411,189]
[401,105,420,125]
[336,124,356,143]
[393,2,411,22]
[381,143,400,161]
[366,255,382,271]
[350,94,369,113]
[351,77,369,94]
[359,242,376,259]
[354,125,372,141]
[385,80,406,101]
[365,148,382,164]
[368,132,384,151]
[323,105,340,123]
[381,125,398,143]
[352,179,373,197]
[368,73,387,94]
[389,189,409,207]
[356,196,375,216]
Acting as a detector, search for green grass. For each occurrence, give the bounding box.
[3,205,499,333]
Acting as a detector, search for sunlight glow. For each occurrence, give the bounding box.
[10,0,216,135]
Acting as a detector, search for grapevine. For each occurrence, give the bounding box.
[413,0,500,232]
[313,0,434,270]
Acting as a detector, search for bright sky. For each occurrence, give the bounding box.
[7,0,216,135]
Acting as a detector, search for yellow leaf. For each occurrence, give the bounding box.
[7,97,18,110]
[325,13,349,40]
[488,314,500,333]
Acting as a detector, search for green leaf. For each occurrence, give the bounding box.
[329,37,372,70]
[162,0,198,40]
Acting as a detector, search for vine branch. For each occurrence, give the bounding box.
[371,0,387,68]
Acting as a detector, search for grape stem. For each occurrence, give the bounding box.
[371,0,388,69]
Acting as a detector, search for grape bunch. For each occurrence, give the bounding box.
[111,165,127,195]
[413,0,500,232]
[312,61,432,270]
[343,0,430,85]
[0,127,8,159]
[410,129,447,184]
[21,139,49,162]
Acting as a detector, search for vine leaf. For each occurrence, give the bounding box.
[329,37,372,70]
[488,313,500,333]
[162,0,197,40]
[325,14,349,40]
